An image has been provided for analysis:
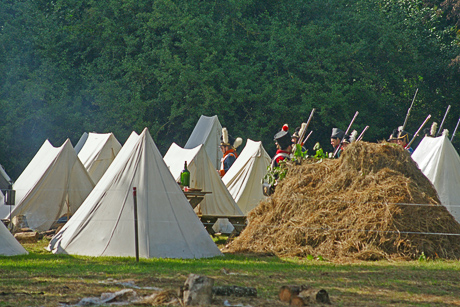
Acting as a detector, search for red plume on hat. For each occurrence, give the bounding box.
[282,124,289,132]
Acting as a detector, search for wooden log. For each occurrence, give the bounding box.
[299,288,331,304]
[212,286,257,297]
[43,229,57,236]
[14,231,39,243]
[279,285,309,302]
[183,274,214,306]
[290,295,306,306]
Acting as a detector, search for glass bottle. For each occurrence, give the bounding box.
[180,161,190,187]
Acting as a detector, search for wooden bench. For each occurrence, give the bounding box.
[199,215,247,236]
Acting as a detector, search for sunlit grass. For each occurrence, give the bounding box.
[1,238,460,306]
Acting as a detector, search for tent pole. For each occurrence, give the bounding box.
[133,187,139,262]
[66,195,70,222]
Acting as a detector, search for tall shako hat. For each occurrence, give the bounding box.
[342,130,358,144]
[292,123,307,142]
[274,124,292,149]
[331,128,345,140]
[221,128,243,149]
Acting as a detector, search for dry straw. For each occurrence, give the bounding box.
[225,141,460,261]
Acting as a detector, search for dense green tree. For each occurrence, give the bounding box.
[1,0,459,179]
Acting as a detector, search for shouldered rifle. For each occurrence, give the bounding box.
[333,111,359,158]
[436,105,451,136]
[401,88,419,131]
[451,116,460,142]
[298,108,315,144]
[302,130,313,145]
[356,126,370,141]
[406,114,431,149]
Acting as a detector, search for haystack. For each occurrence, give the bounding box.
[225,142,460,260]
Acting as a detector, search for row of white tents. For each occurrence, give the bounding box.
[4,116,460,258]
[0,115,271,258]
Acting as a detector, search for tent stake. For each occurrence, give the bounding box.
[133,187,139,262]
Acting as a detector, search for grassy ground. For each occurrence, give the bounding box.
[1,238,460,307]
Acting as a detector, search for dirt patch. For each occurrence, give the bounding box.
[225,141,460,260]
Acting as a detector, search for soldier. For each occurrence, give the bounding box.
[262,124,292,197]
[422,122,438,137]
[387,129,399,143]
[218,128,243,176]
[291,127,301,145]
[341,130,358,150]
[291,127,307,154]
[330,128,345,158]
[271,124,293,168]
[395,128,414,154]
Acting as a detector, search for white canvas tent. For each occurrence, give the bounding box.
[77,132,122,183]
[222,139,271,214]
[0,165,12,215]
[412,135,460,222]
[2,139,95,231]
[0,164,11,194]
[0,222,28,256]
[48,129,222,259]
[184,115,223,170]
[74,132,89,154]
[164,143,244,216]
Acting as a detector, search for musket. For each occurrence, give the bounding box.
[301,130,313,145]
[406,114,432,149]
[401,88,419,131]
[436,105,451,136]
[333,111,359,157]
[356,126,370,141]
[298,108,315,144]
[451,116,460,142]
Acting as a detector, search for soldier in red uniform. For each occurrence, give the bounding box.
[395,129,414,154]
[271,124,293,168]
[218,128,243,177]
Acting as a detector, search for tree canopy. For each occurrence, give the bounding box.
[1,0,459,179]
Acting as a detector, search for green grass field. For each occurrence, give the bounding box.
[1,238,460,306]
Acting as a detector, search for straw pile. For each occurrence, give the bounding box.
[225,141,460,261]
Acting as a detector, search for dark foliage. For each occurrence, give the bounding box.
[1,0,459,179]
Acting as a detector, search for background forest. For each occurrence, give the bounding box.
[1,0,460,179]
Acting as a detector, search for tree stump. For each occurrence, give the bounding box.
[183,274,214,306]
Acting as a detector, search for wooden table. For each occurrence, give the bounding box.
[181,187,247,236]
[182,188,211,209]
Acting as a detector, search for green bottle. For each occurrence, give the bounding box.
[180,161,190,187]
